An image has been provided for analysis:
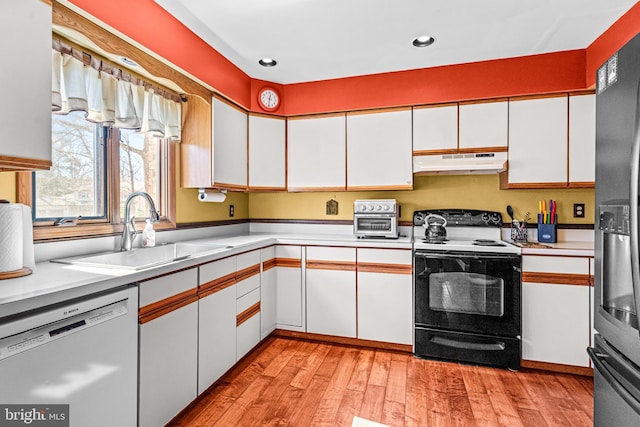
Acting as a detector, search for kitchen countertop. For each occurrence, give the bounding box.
[512,240,594,257]
[0,232,594,320]
[0,232,412,319]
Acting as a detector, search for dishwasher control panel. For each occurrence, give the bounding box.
[0,299,128,361]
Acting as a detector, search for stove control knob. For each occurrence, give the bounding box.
[367,205,374,211]
[481,213,490,223]
[375,205,382,211]
[491,213,501,224]
[383,205,390,211]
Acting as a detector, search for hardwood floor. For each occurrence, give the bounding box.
[170,337,594,427]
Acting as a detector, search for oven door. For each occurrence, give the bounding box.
[414,250,521,337]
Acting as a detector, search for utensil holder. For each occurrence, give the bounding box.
[538,223,557,243]
[511,221,528,243]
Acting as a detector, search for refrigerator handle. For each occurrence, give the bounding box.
[588,346,640,416]
[628,81,640,337]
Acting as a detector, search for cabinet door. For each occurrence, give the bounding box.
[212,97,248,189]
[276,245,304,330]
[138,269,199,427]
[236,250,261,298]
[347,109,413,190]
[287,114,346,191]
[522,282,590,367]
[237,287,261,360]
[306,246,356,338]
[357,249,413,345]
[522,255,591,367]
[459,100,508,151]
[0,0,51,170]
[569,93,596,185]
[261,247,277,339]
[412,104,458,153]
[198,257,237,395]
[249,115,286,190]
[508,96,568,185]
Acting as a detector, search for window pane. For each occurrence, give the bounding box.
[119,130,160,219]
[34,112,106,220]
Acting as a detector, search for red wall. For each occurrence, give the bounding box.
[70,0,640,115]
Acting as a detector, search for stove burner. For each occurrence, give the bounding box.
[473,239,506,247]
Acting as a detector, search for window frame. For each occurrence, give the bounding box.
[17,130,177,241]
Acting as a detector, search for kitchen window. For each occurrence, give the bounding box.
[20,112,177,240]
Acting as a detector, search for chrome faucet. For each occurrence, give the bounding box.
[121,191,160,251]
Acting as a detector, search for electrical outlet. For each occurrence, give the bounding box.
[229,205,234,217]
[573,203,585,218]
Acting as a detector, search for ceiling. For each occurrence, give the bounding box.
[154,0,639,85]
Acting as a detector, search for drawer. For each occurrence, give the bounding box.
[522,255,589,275]
[307,246,356,262]
[199,256,236,286]
[357,248,412,265]
[237,287,260,314]
[139,268,198,307]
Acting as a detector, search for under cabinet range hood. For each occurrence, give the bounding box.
[413,152,507,175]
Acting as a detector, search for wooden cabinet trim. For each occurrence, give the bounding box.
[347,184,413,191]
[458,146,508,154]
[287,112,346,120]
[569,90,597,97]
[212,182,248,191]
[236,264,261,282]
[139,288,198,324]
[521,359,593,376]
[459,98,509,106]
[346,107,412,116]
[249,112,286,120]
[357,262,412,275]
[198,272,237,298]
[413,102,458,110]
[508,93,569,102]
[0,155,51,171]
[522,272,591,286]
[236,301,261,326]
[248,186,287,192]
[413,149,458,156]
[306,260,357,271]
[274,258,302,268]
[263,258,277,271]
[287,186,347,192]
[568,181,595,189]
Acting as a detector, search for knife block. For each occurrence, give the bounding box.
[538,223,557,243]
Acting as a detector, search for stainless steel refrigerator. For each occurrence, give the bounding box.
[591,31,640,426]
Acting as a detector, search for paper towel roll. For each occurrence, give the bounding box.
[198,190,226,203]
[0,204,25,272]
[0,204,35,274]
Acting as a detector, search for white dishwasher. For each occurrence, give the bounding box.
[0,285,138,427]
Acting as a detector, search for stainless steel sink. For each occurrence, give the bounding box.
[51,242,233,270]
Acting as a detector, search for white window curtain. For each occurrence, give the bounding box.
[51,39,182,140]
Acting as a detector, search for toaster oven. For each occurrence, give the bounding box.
[353,199,398,239]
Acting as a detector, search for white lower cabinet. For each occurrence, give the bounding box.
[198,256,237,395]
[306,246,357,337]
[357,248,413,345]
[261,246,277,339]
[236,250,262,360]
[276,245,304,330]
[138,269,199,427]
[522,255,591,368]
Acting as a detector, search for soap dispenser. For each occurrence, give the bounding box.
[142,219,156,247]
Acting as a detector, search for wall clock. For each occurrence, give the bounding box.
[258,87,280,112]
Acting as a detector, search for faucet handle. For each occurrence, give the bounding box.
[152,210,160,222]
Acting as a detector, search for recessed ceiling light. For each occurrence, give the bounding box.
[120,56,139,67]
[258,57,277,67]
[412,35,436,48]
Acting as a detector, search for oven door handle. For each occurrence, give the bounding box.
[430,335,506,351]
[414,251,520,261]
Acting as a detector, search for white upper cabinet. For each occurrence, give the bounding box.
[507,96,568,186]
[346,109,413,190]
[287,114,346,191]
[212,96,248,189]
[0,0,51,170]
[569,93,596,185]
[248,114,286,190]
[459,100,509,151]
[412,104,458,153]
